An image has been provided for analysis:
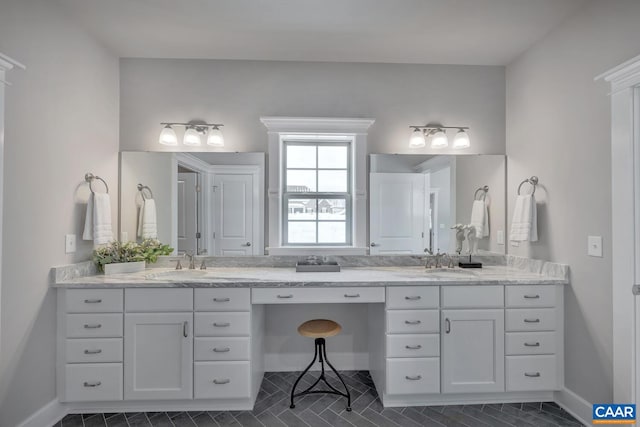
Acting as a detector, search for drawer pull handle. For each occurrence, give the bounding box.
[405,375,422,381]
[83,324,102,329]
[524,342,541,347]
[213,322,231,327]
[84,299,102,304]
[524,372,541,378]
[524,318,540,323]
[84,349,102,355]
[405,296,421,301]
[277,294,293,299]
[213,347,231,353]
[83,381,102,387]
[404,320,421,325]
[523,295,540,299]
[213,298,230,302]
[405,345,422,350]
[183,321,189,338]
[213,378,231,385]
[344,294,360,298]
[445,318,451,334]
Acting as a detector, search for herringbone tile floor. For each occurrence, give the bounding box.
[54,371,583,427]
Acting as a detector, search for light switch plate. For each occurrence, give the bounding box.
[65,234,76,253]
[588,235,603,257]
[497,230,505,245]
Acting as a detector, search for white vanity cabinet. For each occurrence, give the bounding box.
[123,289,194,400]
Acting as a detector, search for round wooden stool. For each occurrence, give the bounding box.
[290,319,352,411]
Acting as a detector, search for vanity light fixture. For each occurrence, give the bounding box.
[158,122,225,148]
[408,125,470,149]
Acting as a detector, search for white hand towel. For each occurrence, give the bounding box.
[82,193,94,241]
[92,193,113,245]
[137,199,158,239]
[470,199,489,238]
[510,194,538,242]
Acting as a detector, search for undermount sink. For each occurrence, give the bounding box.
[145,270,210,281]
[423,268,479,278]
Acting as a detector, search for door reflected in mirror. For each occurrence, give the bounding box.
[120,152,265,256]
[369,154,506,255]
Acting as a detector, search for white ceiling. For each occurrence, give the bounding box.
[56,0,586,65]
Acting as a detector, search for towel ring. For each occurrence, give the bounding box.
[517,176,538,196]
[137,184,154,201]
[474,185,489,201]
[85,173,109,194]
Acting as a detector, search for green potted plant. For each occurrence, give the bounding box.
[93,239,174,275]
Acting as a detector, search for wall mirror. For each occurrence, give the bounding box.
[120,151,265,256]
[369,154,506,255]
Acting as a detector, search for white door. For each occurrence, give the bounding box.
[213,174,255,256]
[441,309,505,393]
[369,173,425,254]
[177,172,198,254]
[124,313,193,400]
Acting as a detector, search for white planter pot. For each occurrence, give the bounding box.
[103,261,146,275]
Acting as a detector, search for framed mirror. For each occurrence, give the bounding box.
[119,151,265,256]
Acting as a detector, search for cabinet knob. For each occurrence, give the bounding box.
[370,242,377,247]
[83,324,102,329]
[445,318,451,334]
[84,299,102,304]
[213,322,231,327]
[277,294,293,299]
[183,321,189,337]
[243,242,252,247]
[344,294,360,298]
[524,342,540,347]
[213,298,230,302]
[213,347,231,353]
[523,318,540,323]
[404,320,422,325]
[405,345,422,350]
[83,381,102,388]
[213,379,231,385]
[84,349,102,355]
[405,375,422,381]
[405,296,421,301]
[524,372,541,378]
[523,295,540,299]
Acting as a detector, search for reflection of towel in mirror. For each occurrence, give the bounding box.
[510,194,538,242]
[470,199,489,238]
[137,198,158,239]
[82,193,113,245]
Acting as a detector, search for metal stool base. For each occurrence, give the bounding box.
[289,338,352,411]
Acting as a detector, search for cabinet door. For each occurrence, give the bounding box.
[441,309,504,393]
[124,313,193,400]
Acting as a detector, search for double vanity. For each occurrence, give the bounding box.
[52,256,567,413]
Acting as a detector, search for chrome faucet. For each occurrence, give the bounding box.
[424,248,434,269]
[434,250,444,268]
[185,252,196,270]
[440,253,456,268]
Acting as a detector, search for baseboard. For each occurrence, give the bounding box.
[554,388,592,426]
[16,399,67,427]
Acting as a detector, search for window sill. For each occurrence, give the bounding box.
[266,247,368,256]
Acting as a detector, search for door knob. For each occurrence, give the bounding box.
[243,242,252,247]
[370,242,377,247]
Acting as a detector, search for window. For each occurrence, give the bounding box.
[283,141,351,245]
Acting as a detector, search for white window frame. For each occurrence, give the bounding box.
[597,54,640,405]
[261,117,374,255]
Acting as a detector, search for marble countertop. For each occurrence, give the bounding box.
[52,264,568,288]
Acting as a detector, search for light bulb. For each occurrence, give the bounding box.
[453,129,470,149]
[207,126,224,147]
[183,126,202,146]
[409,128,426,148]
[158,125,178,146]
[430,129,448,148]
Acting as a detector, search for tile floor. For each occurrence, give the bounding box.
[54,371,583,427]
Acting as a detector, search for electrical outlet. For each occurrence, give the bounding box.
[65,234,76,253]
[588,235,603,257]
[497,230,505,245]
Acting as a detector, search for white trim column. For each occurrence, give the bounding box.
[598,54,640,403]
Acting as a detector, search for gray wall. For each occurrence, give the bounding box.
[120,59,505,155]
[506,0,640,405]
[0,0,119,425]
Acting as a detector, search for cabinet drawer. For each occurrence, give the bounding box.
[506,332,556,355]
[195,289,250,312]
[506,355,558,391]
[65,289,123,313]
[506,309,556,332]
[387,310,439,334]
[386,334,439,358]
[386,358,440,395]
[441,286,503,308]
[195,337,250,361]
[125,288,193,312]
[506,286,556,308]
[66,314,123,338]
[387,287,439,310]
[194,361,251,399]
[64,363,123,402]
[195,312,251,337]
[251,287,384,304]
[66,338,123,363]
